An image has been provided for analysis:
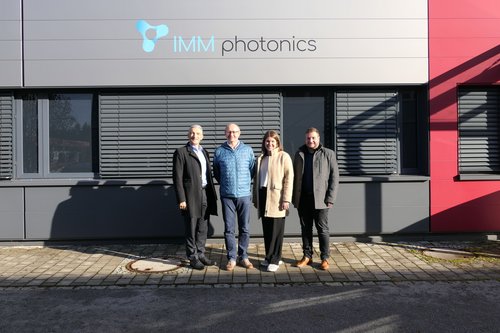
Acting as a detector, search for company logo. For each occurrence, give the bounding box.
[135,19,317,57]
[136,20,169,53]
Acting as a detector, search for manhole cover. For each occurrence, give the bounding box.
[126,256,184,273]
[422,248,475,260]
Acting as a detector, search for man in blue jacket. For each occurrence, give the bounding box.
[213,123,256,271]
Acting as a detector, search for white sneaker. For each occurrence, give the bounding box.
[261,260,283,267]
[267,263,279,272]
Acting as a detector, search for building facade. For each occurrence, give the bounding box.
[0,0,497,241]
[429,0,500,232]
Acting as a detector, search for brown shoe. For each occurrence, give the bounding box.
[238,258,254,269]
[226,260,236,271]
[320,260,329,270]
[295,257,313,267]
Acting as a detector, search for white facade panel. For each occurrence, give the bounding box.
[22,0,428,87]
[0,0,22,87]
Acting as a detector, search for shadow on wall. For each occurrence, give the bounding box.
[431,190,500,233]
[429,44,500,233]
[50,180,184,240]
[429,44,500,130]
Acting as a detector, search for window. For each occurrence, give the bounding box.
[282,87,427,176]
[335,90,399,175]
[48,94,94,173]
[458,87,500,174]
[10,88,425,179]
[99,93,281,178]
[21,94,38,174]
[400,90,419,173]
[334,88,426,176]
[283,91,325,155]
[16,93,95,178]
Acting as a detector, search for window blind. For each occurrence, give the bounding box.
[99,93,281,178]
[458,87,500,173]
[336,91,398,175]
[0,94,13,179]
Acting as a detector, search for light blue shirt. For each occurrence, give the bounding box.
[190,144,207,188]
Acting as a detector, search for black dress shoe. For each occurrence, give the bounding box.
[190,259,205,270]
[199,256,215,266]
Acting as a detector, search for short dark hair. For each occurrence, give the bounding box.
[305,127,320,136]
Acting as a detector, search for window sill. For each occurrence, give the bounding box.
[0,175,430,187]
[340,175,429,183]
[458,174,500,181]
[0,178,172,187]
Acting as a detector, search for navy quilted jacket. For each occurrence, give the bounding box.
[213,141,255,198]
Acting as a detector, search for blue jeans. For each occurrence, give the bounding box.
[221,196,251,261]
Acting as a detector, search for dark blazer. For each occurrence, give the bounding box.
[173,143,218,218]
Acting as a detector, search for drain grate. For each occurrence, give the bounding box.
[125,256,185,273]
[422,248,475,260]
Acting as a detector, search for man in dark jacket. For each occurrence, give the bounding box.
[292,127,339,270]
[173,124,218,270]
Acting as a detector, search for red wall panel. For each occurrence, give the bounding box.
[429,0,500,232]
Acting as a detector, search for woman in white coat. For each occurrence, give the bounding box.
[253,130,294,272]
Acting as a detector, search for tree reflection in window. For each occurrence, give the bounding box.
[22,94,39,173]
[49,94,93,173]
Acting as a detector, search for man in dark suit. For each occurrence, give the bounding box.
[173,124,218,270]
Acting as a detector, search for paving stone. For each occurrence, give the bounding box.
[289,274,306,283]
[0,240,499,288]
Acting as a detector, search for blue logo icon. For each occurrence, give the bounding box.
[136,20,169,52]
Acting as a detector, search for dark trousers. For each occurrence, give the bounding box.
[184,189,208,260]
[259,188,285,264]
[298,194,330,260]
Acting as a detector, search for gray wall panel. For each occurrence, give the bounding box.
[1,40,22,60]
[23,0,427,20]
[21,180,428,241]
[24,58,429,87]
[331,181,429,234]
[23,0,428,87]
[0,0,22,87]
[380,207,429,233]
[0,188,24,239]
[24,18,427,40]
[24,185,183,240]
